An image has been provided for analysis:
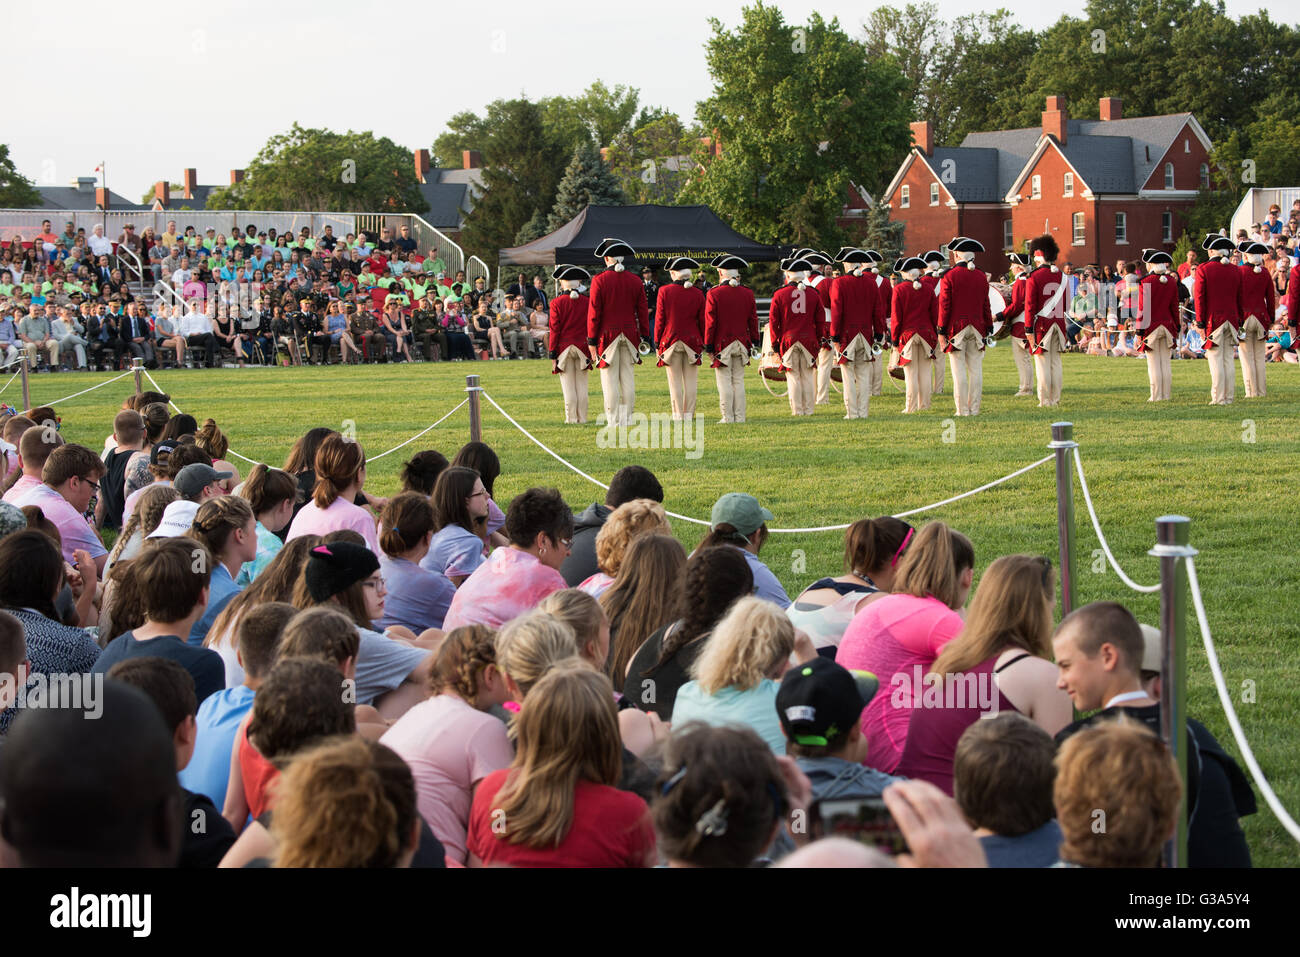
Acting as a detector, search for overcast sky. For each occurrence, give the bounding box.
[9,0,1279,201]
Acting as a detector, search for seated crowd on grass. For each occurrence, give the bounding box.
[0,395,1259,869]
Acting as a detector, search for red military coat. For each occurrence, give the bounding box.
[937,265,993,347]
[768,281,821,363]
[704,283,759,353]
[587,268,649,353]
[1193,259,1243,339]
[872,271,892,339]
[808,273,832,343]
[1024,265,1069,344]
[1287,264,1300,333]
[890,279,939,352]
[1002,275,1027,338]
[654,281,706,362]
[549,292,590,362]
[1238,263,1276,326]
[1137,273,1179,340]
[829,273,879,347]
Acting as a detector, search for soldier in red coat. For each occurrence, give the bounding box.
[865,249,891,396]
[921,249,947,395]
[799,250,835,406]
[1287,257,1300,343]
[1194,234,1243,405]
[1136,249,1179,402]
[1024,234,1070,407]
[549,264,592,423]
[829,247,880,420]
[767,256,819,415]
[655,256,707,421]
[587,238,649,425]
[704,254,759,424]
[890,256,939,413]
[938,237,993,416]
[1002,253,1034,397]
[1237,240,1274,398]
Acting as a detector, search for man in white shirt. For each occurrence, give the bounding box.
[179,305,218,368]
[88,224,114,258]
[51,307,88,370]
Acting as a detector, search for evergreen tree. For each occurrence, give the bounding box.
[546,145,626,232]
[0,145,40,208]
[854,202,906,263]
[514,209,550,245]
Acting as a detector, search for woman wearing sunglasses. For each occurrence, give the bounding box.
[785,516,914,656]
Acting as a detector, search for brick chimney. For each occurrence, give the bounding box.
[230,169,245,184]
[599,147,610,163]
[154,181,169,207]
[414,149,431,184]
[1099,97,1122,121]
[1042,96,1068,145]
[462,150,482,170]
[910,120,934,157]
[182,168,198,199]
[95,187,110,210]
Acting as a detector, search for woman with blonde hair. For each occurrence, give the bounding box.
[286,433,378,553]
[600,534,685,684]
[537,588,609,668]
[895,554,1073,794]
[272,736,423,868]
[671,596,816,754]
[578,499,672,598]
[467,660,656,867]
[195,418,241,491]
[184,496,258,646]
[381,625,514,864]
[836,521,975,774]
[494,609,580,702]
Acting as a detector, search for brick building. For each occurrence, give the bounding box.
[880,96,1213,275]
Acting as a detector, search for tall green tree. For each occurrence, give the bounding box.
[604,114,701,205]
[458,99,570,262]
[547,145,625,232]
[682,3,911,249]
[514,209,550,245]
[0,145,40,208]
[852,203,906,263]
[205,124,427,213]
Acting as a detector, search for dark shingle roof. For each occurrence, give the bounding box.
[35,186,149,211]
[415,182,469,227]
[1060,135,1135,193]
[928,147,1001,202]
[957,126,1042,197]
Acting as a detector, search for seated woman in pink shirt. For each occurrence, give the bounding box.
[442,487,572,631]
[286,432,379,554]
[895,554,1073,795]
[835,521,975,774]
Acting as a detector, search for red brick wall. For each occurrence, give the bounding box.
[957,206,1010,275]
[1009,144,1087,262]
[884,154,958,256]
[1093,198,1196,268]
[1141,120,1209,191]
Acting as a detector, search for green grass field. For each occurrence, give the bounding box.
[14,347,1298,867]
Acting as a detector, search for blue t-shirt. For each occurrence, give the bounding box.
[188,563,241,647]
[672,679,785,754]
[236,522,283,587]
[421,524,486,580]
[737,547,791,608]
[93,630,225,704]
[979,819,1063,868]
[378,555,455,633]
[178,684,255,809]
[355,627,432,706]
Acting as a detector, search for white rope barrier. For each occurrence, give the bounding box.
[38,369,136,406]
[0,366,21,396]
[1186,557,1300,844]
[480,389,1055,533]
[146,370,467,468]
[1073,447,1160,593]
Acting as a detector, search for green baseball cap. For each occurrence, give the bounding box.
[710,492,774,536]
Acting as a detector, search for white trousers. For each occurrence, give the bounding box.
[782,346,816,416]
[947,329,984,416]
[715,346,749,423]
[1239,318,1267,398]
[815,346,833,404]
[1033,333,1065,407]
[1207,326,1236,405]
[869,350,884,395]
[556,348,589,423]
[901,336,933,413]
[932,347,945,394]
[664,345,699,419]
[1012,338,1034,394]
[599,338,638,424]
[1144,331,1173,402]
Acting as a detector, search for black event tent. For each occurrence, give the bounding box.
[497,205,784,268]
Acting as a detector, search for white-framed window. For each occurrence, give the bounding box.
[1199,163,1210,189]
[1164,163,1175,189]
[900,185,910,208]
[1003,219,1014,250]
[1184,138,1191,153]
[1073,212,1085,245]
[930,182,939,206]
[1063,172,1074,197]
[1162,211,1173,243]
[1031,175,1041,200]
[1115,211,1128,244]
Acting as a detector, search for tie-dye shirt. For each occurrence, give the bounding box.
[442,547,566,631]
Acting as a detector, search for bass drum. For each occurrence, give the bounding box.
[757,325,789,397]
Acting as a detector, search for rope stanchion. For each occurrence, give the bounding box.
[479,388,1055,533]
[1073,446,1160,593]
[37,369,136,406]
[1187,557,1300,844]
